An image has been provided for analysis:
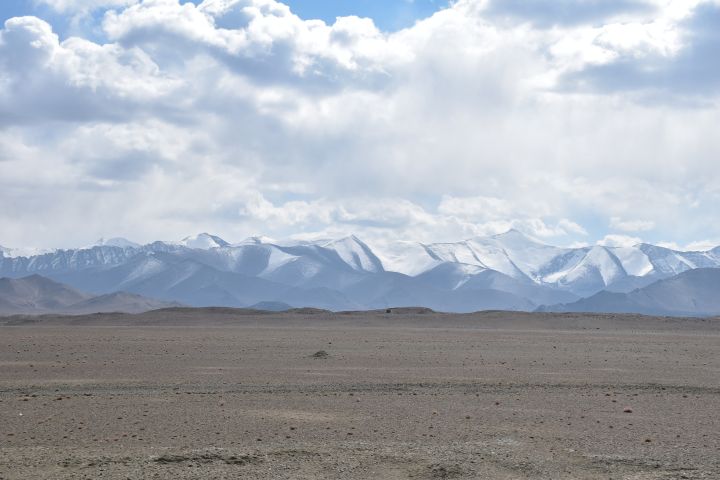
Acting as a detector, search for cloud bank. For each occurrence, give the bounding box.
[1,0,719,250]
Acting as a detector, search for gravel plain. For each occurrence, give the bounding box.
[1,309,719,479]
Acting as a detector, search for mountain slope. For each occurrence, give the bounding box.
[412,262,578,306]
[542,268,720,316]
[0,275,90,314]
[0,275,178,315]
[321,236,384,273]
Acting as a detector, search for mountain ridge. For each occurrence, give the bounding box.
[539,268,720,317]
[1,231,719,314]
[0,275,180,315]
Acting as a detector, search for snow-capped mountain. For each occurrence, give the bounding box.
[383,230,720,298]
[321,236,384,273]
[177,233,230,249]
[1,230,719,314]
[0,245,56,259]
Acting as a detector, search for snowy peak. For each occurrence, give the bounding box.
[476,231,563,281]
[539,246,627,297]
[637,244,695,276]
[0,245,56,259]
[608,245,654,277]
[371,241,442,276]
[577,246,626,285]
[3,232,720,304]
[322,235,384,273]
[424,241,488,269]
[421,232,545,281]
[490,229,544,248]
[179,233,230,250]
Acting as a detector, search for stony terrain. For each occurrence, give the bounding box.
[1,309,718,479]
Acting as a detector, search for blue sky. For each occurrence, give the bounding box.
[0,0,30,19]
[0,1,71,38]
[0,0,719,250]
[259,0,447,31]
[1,0,449,35]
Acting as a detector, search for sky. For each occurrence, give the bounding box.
[1,0,719,252]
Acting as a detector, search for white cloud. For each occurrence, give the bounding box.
[609,217,655,232]
[1,0,719,249]
[657,240,719,251]
[0,16,182,123]
[437,195,514,220]
[34,0,139,14]
[101,0,400,88]
[597,234,643,247]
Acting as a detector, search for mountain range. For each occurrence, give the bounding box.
[1,230,719,316]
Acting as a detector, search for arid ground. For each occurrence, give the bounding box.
[1,309,718,479]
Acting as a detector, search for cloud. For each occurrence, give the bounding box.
[437,195,514,220]
[0,0,719,249]
[34,0,139,14]
[102,0,398,90]
[0,16,183,124]
[561,2,720,97]
[597,234,643,247]
[657,239,719,252]
[484,0,657,28]
[609,217,655,232]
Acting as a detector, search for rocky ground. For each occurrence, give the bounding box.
[1,309,718,479]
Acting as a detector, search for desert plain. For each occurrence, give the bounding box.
[1,308,718,479]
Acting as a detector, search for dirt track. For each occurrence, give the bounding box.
[1,310,719,479]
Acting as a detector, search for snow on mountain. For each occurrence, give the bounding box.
[633,244,720,276]
[2,230,720,312]
[414,232,720,296]
[262,247,301,274]
[414,262,488,291]
[485,230,568,280]
[321,236,384,273]
[608,246,654,277]
[0,245,56,259]
[204,238,368,279]
[637,244,695,275]
[543,268,720,317]
[178,233,229,250]
[121,254,169,285]
[544,246,626,296]
[370,241,442,276]
[380,234,531,280]
[415,230,564,282]
[424,241,488,269]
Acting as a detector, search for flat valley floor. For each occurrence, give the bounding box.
[1,309,719,479]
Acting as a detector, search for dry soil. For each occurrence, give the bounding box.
[1,309,718,479]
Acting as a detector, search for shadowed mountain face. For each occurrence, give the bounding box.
[540,268,720,317]
[0,275,180,315]
[0,275,90,313]
[1,231,719,313]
